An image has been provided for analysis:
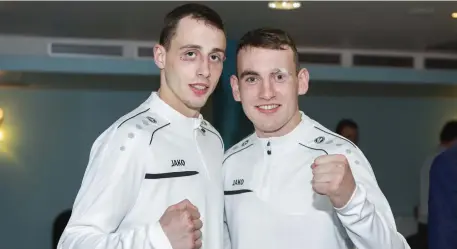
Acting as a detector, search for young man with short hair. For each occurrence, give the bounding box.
[59,3,227,249]
[223,28,410,249]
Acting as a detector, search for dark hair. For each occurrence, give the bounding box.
[336,119,358,135]
[159,3,224,50]
[236,27,299,69]
[440,120,457,143]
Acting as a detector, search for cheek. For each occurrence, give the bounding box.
[210,63,223,76]
[278,83,297,98]
[240,87,257,105]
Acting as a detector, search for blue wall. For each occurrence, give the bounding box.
[2,52,457,249]
[2,79,457,249]
[0,88,152,249]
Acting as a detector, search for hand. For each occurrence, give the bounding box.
[160,199,203,249]
[311,154,356,208]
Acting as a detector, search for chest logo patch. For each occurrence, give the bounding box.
[171,159,186,167]
[232,179,244,186]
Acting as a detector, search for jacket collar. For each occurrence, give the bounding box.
[145,92,203,136]
[254,111,315,147]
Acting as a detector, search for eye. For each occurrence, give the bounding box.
[245,77,258,84]
[274,73,288,83]
[210,54,222,62]
[184,51,197,58]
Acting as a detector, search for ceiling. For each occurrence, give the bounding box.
[0,1,456,52]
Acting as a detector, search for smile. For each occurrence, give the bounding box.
[189,83,209,96]
[256,104,281,113]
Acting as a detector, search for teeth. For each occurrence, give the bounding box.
[258,104,279,110]
[192,85,207,90]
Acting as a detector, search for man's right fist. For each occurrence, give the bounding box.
[160,199,203,249]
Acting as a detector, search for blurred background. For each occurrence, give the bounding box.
[0,1,457,249]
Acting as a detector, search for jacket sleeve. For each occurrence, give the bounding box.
[58,127,172,249]
[223,209,232,249]
[428,152,457,249]
[334,147,410,249]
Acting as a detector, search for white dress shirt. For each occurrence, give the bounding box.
[59,92,225,249]
[223,111,410,249]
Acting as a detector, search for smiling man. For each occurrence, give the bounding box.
[59,3,226,249]
[222,28,410,249]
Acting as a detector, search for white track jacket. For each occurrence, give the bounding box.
[223,112,410,249]
[58,92,225,249]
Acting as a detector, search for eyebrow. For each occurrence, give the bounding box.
[239,70,260,79]
[272,68,289,74]
[179,44,225,54]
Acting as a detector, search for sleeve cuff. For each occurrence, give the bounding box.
[148,221,173,249]
[334,183,366,215]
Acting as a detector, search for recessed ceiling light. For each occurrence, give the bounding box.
[268,1,301,10]
[452,12,457,18]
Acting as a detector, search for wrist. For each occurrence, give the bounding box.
[331,182,357,208]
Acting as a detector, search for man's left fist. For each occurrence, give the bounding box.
[311,154,356,208]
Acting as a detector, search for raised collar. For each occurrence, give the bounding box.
[145,92,203,135]
[254,111,315,146]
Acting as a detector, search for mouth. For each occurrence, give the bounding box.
[255,104,281,114]
[189,83,209,96]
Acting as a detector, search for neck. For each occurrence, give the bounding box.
[441,140,457,149]
[157,83,200,118]
[256,110,302,138]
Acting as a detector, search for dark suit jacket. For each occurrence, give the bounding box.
[428,144,457,249]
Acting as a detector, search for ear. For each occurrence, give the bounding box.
[230,75,241,102]
[297,68,309,95]
[153,44,166,69]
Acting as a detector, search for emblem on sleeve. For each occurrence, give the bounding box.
[146,116,157,124]
[314,136,325,144]
[242,140,249,146]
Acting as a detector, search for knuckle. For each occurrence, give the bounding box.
[189,239,197,249]
[187,219,194,230]
[335,154,345,161]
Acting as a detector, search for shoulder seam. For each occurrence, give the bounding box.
[203,128,224,148]
[298,143,329,155]
[117,108,150,129]
[313,126,357,148]
[223,143,254,164]
[149,123,171,145]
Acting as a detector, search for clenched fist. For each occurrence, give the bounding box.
[160,199,203,249]
[311,154,356,208]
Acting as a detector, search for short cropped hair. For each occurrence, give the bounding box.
[236,28,299,70]
[159,3,225,50]
[336,119,358,135]
[440,120,457,143]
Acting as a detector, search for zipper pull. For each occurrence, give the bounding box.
[267,141,271,155]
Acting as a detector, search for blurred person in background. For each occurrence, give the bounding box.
[407,120,457,248]
[336,118,359,146]
[428,143,457,249]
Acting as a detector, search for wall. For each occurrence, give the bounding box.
[0,72,218,249]
[0,87,152,249]
[300,82,457,217]
[2,76,457,249]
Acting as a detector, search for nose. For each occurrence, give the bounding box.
[197,57,211,78]
[259,81,275,100]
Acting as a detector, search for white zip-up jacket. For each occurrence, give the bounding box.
[223,111,409,249]
[58,92,225,249]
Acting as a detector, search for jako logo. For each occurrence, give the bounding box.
[232,179,244,186]
[171,160,185,167]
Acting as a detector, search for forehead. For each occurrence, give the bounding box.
[171,16,226,50]
[237,46,295,73]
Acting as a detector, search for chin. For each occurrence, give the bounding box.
[186,98,207,110]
